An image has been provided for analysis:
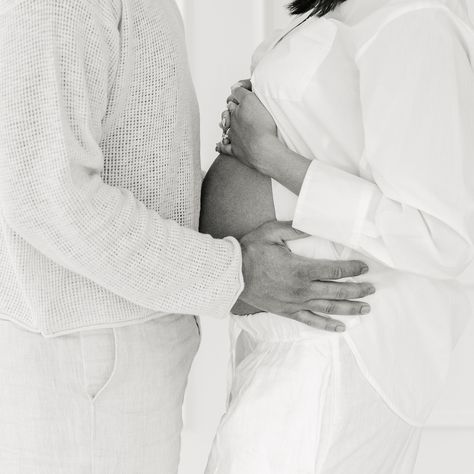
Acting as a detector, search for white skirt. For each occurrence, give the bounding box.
[206,313,422,474]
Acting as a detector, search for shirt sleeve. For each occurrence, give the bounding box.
[292,7,474,280]
[0,0,244,317]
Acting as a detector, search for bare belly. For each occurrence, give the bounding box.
[200,154,276,314]
[200,154,275,239]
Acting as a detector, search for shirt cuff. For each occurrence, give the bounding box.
[292,160,376,249]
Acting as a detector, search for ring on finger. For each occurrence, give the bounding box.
[221,130,231,145]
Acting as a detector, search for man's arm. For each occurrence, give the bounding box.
[0,0,243,317]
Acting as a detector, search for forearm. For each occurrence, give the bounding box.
[291,160,472,279]
[2,172,244,316]
[0,1,244,318]
[252,139,472,279]
[256,136,311,196]
[200,154,275,315]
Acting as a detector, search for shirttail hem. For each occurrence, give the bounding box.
[343,332,425,428]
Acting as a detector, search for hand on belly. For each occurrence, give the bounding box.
[200,154,276,241]
[200,155,275,315]
[200,155,375,329]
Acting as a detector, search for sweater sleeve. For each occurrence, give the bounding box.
[0,0,243,317]
[292,7,474,280]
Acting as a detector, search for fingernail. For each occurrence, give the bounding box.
[335,324,346,333]
[361,304,371,315]
[368,286,376,295]
[360,265,369,274]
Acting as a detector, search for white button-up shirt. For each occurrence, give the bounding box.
[251,0,474,424]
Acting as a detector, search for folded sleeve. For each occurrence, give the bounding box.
[293,8,474,279]
[0,0,243,317]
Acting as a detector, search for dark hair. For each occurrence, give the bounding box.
[288,0,347,17]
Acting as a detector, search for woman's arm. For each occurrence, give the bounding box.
[224,8,474,280]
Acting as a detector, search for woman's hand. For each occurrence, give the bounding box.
[217,84,312,195]
[219,79,252,141]
[217,85,282,175]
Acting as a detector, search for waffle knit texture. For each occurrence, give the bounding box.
[0,0,243,336]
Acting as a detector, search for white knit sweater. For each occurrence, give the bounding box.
[0,0,243,335]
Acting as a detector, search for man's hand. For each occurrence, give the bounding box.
[238,221,375,332]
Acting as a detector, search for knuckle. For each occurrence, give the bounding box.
[335,286,347,300]
[323,302,336,314]
[292,284,307,298]
[284,304,298,315]
[306,315,323,329]
[295,267,309,281]
[292,310,307,324]
[329,265,344,280]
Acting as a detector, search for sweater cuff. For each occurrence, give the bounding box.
[207,236,245,319]
[292,160,376,249]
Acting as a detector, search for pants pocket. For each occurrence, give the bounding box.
[79,328,117,401]
[193,315,201,336]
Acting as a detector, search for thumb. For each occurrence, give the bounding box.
[261,221,309,243]
[231,86,252,103]
[233,79,252,91]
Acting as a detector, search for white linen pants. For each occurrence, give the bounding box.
[0,314,200,474]
[206,313,422,474]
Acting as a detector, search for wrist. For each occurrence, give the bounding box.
[251,135,284,177]
[267,143,311,195]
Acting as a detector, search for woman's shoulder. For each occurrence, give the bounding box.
[352,0,469,22]
[350,0,474,59]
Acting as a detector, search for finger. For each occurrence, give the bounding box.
[231,86,251,103]
[232,79,252,91]
[221,110,231,131]
[256,221,309,243]
[310,281,376,300]
[287,310,346,333]
[227,95,239,105]
[227,101,238,113]
[216,142,233,156]
[305,299,371,316]
[295,258,369,280]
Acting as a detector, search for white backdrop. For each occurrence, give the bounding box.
[177,1,474,473]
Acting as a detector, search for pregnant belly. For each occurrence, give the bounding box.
[200,155,275,315]
[199,154,344,314]
[200,154,276,240]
